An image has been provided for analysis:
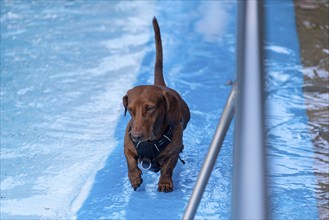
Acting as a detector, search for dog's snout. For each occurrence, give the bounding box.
[130,132,143,142]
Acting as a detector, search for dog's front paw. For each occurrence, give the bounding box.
[128,169,143,191]
[158,177,173,192]
[132,178,143,191]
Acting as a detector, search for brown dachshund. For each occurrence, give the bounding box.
[122,17,190,192]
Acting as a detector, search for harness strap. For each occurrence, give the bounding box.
[178,155,185,164]
[129,126,185,172]
[129,126,173,172]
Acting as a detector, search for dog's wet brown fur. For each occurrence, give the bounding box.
[122,17,190,192]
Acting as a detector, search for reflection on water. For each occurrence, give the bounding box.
[265,48,319,220]
[295,1,329,219]
[265,2,323,219]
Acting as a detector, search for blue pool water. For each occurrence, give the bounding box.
[0,1,320,219]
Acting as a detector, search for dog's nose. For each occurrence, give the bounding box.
[130,133,143,142]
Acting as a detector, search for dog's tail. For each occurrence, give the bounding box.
[153,17,166,87]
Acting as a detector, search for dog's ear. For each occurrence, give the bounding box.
[123,95,128,116]
[162,92,182,126]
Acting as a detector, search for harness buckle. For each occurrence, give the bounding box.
[140,160,152,170]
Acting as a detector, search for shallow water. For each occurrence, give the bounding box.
[76,2,236,219]
[0,0,324,219]
[295,1,329,218]
[1,1,152,218]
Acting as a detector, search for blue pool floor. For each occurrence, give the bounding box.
[0,1,321,219]
[76,2,319,219]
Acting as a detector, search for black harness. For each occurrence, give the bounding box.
[129,126,174,172]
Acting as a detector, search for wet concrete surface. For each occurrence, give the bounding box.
[294,0,329,219]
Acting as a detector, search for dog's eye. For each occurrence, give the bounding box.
[145,105,156,112]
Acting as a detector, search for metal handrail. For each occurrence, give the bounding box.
[232,1,267,219]
[182,83,237,220]
[182,1,266,219]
